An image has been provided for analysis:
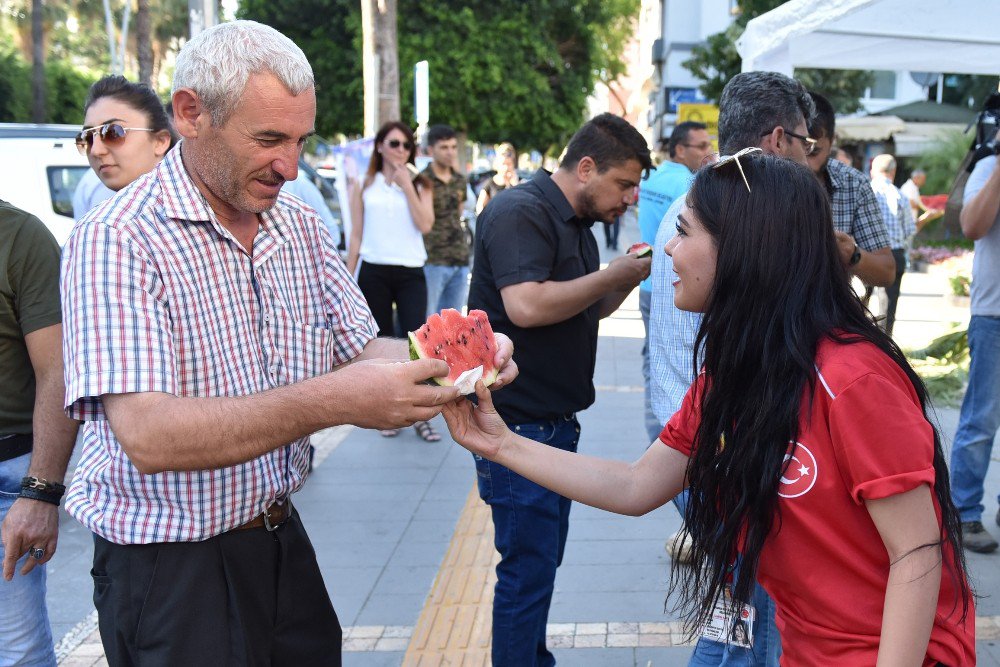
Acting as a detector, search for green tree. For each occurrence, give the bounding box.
[931,74,1000,111]
[239,0,364,136]
[0,46,31,121]
[681,0,873,113]
[239,0,639,152]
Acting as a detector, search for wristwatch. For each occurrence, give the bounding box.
[849,242,862,267]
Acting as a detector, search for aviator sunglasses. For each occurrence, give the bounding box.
[76,123,155,155]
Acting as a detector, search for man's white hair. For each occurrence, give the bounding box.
[172,20,314,126]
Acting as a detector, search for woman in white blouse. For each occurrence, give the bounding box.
[347,121,438,440]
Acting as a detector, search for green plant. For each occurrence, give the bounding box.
[948,271,971,297]
[906,328,969,407]
[918,129,974,196]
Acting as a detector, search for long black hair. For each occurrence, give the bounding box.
[670,152,969,634]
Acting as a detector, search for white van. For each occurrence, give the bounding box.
[0,123,90,246]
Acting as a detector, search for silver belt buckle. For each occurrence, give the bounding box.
[263,501,288,532]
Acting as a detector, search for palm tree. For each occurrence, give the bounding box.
[31,0,44,121]
[137,0,153,86]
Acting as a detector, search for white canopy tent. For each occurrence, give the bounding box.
[737,0,1000,77]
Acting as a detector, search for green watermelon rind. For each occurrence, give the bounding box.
[628,242,653,258]
[408,331,499,388]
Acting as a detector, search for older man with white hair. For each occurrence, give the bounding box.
[869,154,916,336]
[61,20,514,664]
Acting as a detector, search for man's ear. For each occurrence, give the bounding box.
[576,155,597,183]
[171,88,205,140]
[759,126,783,155]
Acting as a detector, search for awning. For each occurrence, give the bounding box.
[737,0,1000,76]
[835,116,907,142]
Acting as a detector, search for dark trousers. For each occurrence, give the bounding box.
[861,247,907,336]
[474,416,580,667]
[91,509,342,666]
[603,218,620,249]
[884,247,907,336]
[357,261,427,336]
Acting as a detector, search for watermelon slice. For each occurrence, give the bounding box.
[627,242,653,258]
[409,309,500,394]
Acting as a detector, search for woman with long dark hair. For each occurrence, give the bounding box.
[443,152,974,664]
[347,121,438,440]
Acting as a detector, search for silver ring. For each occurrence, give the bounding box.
[30,547,44,560]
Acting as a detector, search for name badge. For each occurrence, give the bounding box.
[699,588,754,648]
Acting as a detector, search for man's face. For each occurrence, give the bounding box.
[913,173,926,188]
[430,137,458,170]
[675,129,713,172]
[188,72,316,216]
[807,130,833,175]
[578,158,643,223]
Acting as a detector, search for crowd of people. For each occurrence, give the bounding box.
[0,16,996,667]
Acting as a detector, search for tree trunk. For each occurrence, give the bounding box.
[374,0,400,126]
[361,0,400,133]
[137,0,153,86]
[31,0,45,122]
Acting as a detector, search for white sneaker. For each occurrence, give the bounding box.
[665,529,694,564]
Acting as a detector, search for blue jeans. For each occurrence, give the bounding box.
[474,416,580,667]
[672,494,781,666]
[951,315,1000,522]
[0,452,56,667]
[424,263,470,316]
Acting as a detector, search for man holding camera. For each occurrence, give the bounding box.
[950,147,1000,553]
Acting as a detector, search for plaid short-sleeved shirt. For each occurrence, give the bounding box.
[61,145,377,544]
[823,159,890,252]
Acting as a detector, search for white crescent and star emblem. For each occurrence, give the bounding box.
[778,442,818,498]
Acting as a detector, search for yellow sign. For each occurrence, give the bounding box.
[677,103,719,152]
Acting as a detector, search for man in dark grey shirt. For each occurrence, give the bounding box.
[468,113,651,666]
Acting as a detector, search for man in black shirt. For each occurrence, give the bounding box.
[468,113,651,666]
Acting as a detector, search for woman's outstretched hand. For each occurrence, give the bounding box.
[441,380,511,460]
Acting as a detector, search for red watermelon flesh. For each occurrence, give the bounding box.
[627,242,653,257]
[408,309,500,390]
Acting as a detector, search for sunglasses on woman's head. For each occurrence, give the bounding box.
[712,147,764,193]
[386,139,413,150]
[76,123,155,155]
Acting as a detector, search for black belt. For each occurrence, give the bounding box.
[0,434,32,463]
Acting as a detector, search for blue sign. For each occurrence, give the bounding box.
[667,87,709,114]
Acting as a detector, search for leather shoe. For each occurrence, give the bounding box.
[960,520,999,553]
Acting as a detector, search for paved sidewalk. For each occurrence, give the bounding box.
[44,215,1000,665]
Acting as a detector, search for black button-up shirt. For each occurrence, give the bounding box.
[468,170,600,424]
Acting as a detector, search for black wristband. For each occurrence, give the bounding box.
[21,476,65,493]
[849,242,862,266]
[18,486,62,506]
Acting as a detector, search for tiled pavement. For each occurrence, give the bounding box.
[46,217,1000,665]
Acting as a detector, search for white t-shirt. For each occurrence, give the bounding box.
[963,156,1000,316]
[360,173,427,268]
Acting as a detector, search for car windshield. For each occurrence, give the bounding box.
[47,166,89,218]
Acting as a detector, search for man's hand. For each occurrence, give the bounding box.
[490,333,518,390]
[332,358,463,429]
[1,498,58,581]
[604,254,652,291]
[834,231,857,266]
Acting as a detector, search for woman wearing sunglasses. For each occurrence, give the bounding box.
[77,75,175,194]
[347,121,438,440]
[443,153,975,664]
